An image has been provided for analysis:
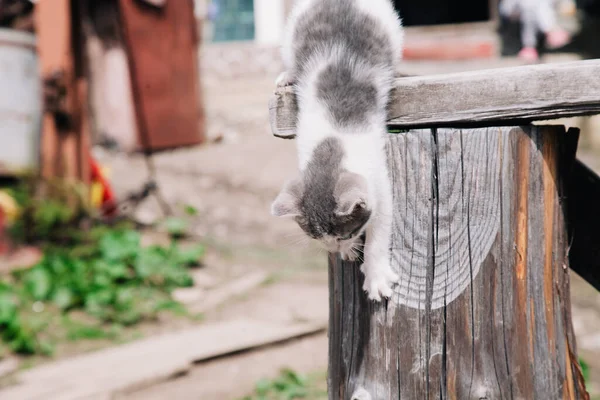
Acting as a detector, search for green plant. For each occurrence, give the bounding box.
[580,357,590,385]
[7,177,91,245]
[183,204,198,217]
[0,179,205,356]
[163,217,188,238]
[242,369,327,400]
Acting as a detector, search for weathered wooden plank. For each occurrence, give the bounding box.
[568,160,600,292]
[2,318,327,400]
[328,126,588,399]
[270,60,600,138]
[35,0,72,178]
[35,0,91,182]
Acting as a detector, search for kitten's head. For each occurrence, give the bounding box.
[271,170,372,253]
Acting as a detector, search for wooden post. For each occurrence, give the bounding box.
[35,0,91,183]
[269,60,600,400]
[328,126,588,399]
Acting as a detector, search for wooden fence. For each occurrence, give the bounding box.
[270,59,600,400]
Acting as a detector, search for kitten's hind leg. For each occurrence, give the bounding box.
[276,71,295,88]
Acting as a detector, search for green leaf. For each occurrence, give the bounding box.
[183,205,198,216]
[24,268,52,300]
[106,262,129,280]
[169,269,194,289]
[580,357,590,383]
[47,255,68,275]
[283,386,308,399]
[135,246,167,279]
[114,308,141,326]
[38,341,55,356]
[32,199,73,234]
[154,300,187,315]
[64,317,113,341]
[99,230,141,262]
[85,289,114,317]
[388,127,409,134]
[52,287,74,310]
[255,379,272,395]
[282,368,306,386]
[173,245,205,266]
[92,273,112,289]
[9,333,37,355]
[164,217,188,237]
[115,288,134,310]
[0,292,17,324]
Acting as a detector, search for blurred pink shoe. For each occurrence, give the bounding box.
[546,29,571,49]
[518,47,539,62]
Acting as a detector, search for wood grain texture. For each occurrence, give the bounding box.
[269,85,297,139]
[328,126,589,399]
[270,60,600,137]
[388,128,500,309]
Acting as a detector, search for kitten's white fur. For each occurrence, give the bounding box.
[279,0,403,301]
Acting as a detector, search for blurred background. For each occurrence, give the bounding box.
[0,0,599,399]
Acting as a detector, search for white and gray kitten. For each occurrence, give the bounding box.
[271,0,403,301]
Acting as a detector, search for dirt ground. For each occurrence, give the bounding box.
[95,54,331,400]
[94,52,600,399]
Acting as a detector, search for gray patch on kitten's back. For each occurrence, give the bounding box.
[291,0,395,127]
[299,137,344,238]
[298,137,371,239]
[292,0,393,77]
[316,64,378,126]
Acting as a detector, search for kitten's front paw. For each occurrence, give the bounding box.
[275,71,295,88]
[360,263,399,302]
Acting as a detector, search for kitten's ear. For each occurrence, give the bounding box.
[335,172,369,216]
[271,178,303,218]
[337,197,368,217]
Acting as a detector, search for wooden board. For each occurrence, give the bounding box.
[1,318,326,399]
[35,0,90,182]
[270,59,600,137]
[35,0,72,179]
[118,0,205,151]
[328,126,589,399]
[568,160,600,291]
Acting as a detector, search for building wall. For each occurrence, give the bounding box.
[254,0,286,45]
[195,0,287,44]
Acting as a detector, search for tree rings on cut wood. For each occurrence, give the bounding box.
[389,128,500,309]
[328,126,589,400]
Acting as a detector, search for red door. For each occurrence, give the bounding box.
[119,0,205,151]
